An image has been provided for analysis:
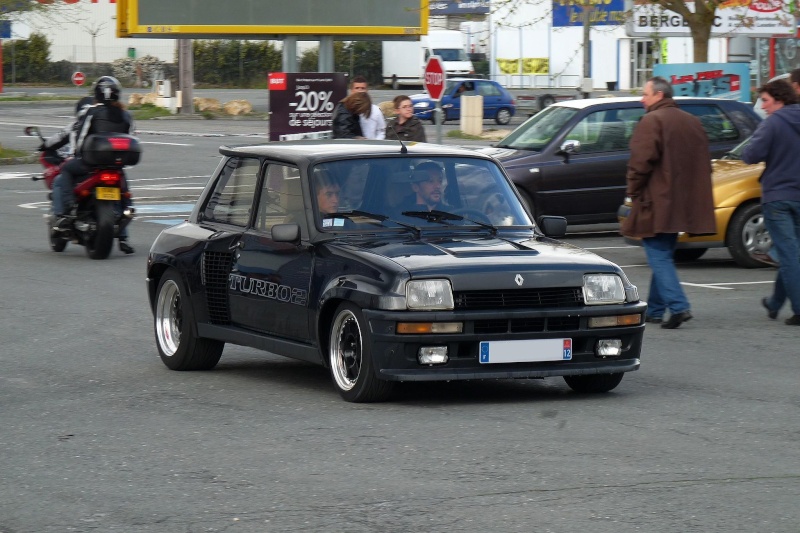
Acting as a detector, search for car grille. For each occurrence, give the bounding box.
[454,287,583,310]
[474,316,581,334]
[201,251,233,325]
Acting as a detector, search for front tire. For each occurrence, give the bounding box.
[329,302,393,402]
[726,202,770,268]
[495,108,512,125]
[673,248,707,262]
[86,201,115,259]
[564,373,624,393]
[155,270,224,371]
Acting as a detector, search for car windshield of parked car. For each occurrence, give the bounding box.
[721,136,750,160]
[495,105,578,151]
[311,156,532,231]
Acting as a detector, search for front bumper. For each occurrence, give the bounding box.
[363,303,646,382]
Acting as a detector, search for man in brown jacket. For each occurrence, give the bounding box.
[621,76,716,329]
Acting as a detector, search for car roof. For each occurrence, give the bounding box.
[219,140,494,164]
[551,96,752,110]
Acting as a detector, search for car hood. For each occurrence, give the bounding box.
[332,233,621,290]
[476,145,533,161]
[710,158,764,207]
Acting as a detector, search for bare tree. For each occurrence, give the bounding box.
[78,20,107,64]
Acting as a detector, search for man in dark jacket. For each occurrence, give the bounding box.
[622,76,716,329]
[743,78,800,325]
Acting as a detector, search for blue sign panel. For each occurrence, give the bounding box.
[1,20,11,39]
[654,63,751,103]
[429,0,490,16]
[552,0,625,27]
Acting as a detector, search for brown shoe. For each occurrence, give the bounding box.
[751,252,779,267]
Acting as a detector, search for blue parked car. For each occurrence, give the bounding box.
[411,79,516,125]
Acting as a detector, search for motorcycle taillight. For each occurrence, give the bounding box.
[99,171,121,185]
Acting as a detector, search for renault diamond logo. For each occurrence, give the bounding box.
[515,274,524,286]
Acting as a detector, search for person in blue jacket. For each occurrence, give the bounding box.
[742,78,800,325]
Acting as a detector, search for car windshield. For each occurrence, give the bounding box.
[722,136,750,160]
[310,156,532,232]
[434,48,468,61]
[495,105,578,151]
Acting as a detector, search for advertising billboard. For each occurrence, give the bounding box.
[627,0,795,37]
[653,62,751,102]
[552,0,626,27]
[117,0,428,39]
[268,73,348,142]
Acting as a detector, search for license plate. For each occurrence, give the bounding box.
[479,338,572,364]
[96,187,121,201]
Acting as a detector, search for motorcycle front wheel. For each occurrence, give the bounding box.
[85,201,115,260]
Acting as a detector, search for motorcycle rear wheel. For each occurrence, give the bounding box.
[86,201,115,260]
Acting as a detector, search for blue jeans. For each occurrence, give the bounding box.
[762,200,800,316]
[642,233,690,318]
[51,173,67,216]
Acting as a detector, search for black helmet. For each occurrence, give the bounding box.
[75,96,94,116]
[93,76,121,103]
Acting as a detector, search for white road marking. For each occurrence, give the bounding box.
[139,141,194,146]
[0,172,34,180]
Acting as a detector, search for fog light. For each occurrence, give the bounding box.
[418,346,449,365]
[596,339,622,357]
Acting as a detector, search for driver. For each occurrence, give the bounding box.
[314,169,341,217]
[399,161,447,212]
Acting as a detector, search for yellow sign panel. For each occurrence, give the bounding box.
[496,58,550,75]
[117,0,428,38]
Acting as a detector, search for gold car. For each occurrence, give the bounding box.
[617,139,771,268]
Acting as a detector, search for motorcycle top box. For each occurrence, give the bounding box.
[82,133,141,167]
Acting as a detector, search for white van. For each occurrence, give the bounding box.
[382,30,475,89]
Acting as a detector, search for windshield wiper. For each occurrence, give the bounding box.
[403,209,498,235]
[328,210,422,236]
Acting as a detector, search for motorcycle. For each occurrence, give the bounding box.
[26,126,141,260]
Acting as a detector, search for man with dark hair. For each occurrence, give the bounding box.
[399,161,446,212]
[790,68,800,95]
[743,78,800,325]
[349,76,368,94]
[621,76,716,329]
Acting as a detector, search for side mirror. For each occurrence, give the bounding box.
[537,215,567,238]
[24,126,41,137]
[557,140,581,155]
[271,223,301,243]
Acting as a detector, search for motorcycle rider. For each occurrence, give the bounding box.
[53,76,136,254]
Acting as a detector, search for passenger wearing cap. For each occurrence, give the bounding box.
[399,162,447,212]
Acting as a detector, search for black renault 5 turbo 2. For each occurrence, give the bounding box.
[146,140,646,402]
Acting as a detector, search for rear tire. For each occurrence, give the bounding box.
[495,108,512,125]
[726,202,770,268]
[86,201,115,260]
[329,302,393,402]
[155,269,224,371]
[564,373,624,393]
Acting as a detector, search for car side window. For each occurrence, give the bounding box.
[203,157,260,227]
[255,164,306,237]
[564,108,644,153]
[682,105,740,142]
[477,83,501,97]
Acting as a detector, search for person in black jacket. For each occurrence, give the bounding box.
[54,76,137,253]
[332,92,370,139]
[385,95,427,143]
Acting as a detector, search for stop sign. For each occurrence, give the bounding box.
[71,71,86,87]
[423,56,446,101]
